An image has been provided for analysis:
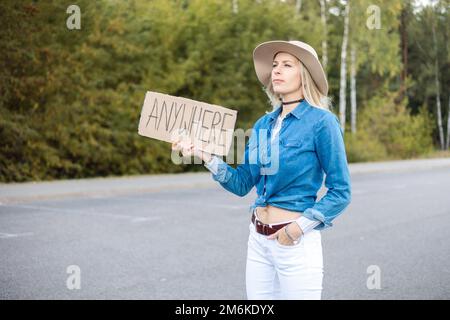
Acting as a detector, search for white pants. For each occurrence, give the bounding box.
[246,219,324,300]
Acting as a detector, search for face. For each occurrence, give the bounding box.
[271,52,302,95]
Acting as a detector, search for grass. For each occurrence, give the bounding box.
[414,149,450,159]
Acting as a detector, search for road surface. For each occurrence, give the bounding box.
[1,158,449,299]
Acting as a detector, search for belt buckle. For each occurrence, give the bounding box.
[254,217,272,236]
[262,223,269,235]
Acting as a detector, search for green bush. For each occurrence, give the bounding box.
[0,0,440,182]
[345,130,387,163]
[346,92,434,162]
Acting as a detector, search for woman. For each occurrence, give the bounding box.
[172,40,351,300]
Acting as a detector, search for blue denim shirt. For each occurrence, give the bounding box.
[207,100,351,230]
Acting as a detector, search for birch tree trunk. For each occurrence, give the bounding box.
[432,18,444,149]
[446,96,450,150]
[350,44,357,134]
[339,1,350,133]
[232,0,238,14]
[400,6,408,100]
[319,0,328,71]
[296,0,302,14]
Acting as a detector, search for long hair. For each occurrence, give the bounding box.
[263,59,332,112]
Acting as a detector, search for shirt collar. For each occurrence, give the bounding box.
[267,99,310,122]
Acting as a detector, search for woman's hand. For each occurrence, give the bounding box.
[267,222,303,246]
[171,134,212,163]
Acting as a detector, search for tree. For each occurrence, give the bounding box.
[345,0,402,133]
[338,0,350,132]
[318,0,328,72]
[407,1,449,149]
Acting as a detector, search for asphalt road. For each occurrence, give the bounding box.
[1,158,449,299]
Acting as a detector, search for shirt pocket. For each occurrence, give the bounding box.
[280,138,315,162]
[283,139,303,148]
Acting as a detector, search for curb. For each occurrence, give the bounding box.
[1,157,449,204]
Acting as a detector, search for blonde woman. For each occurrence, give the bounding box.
[173,40,351,300]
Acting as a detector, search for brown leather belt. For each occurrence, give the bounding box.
[251,212,291,236]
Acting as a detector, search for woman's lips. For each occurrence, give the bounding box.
[273,80,284,83]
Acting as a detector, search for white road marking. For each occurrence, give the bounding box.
[0,204,162,224]
[0,232,34,239]
[131,217,162,223]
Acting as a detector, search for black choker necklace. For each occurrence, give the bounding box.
[281,98,304,105]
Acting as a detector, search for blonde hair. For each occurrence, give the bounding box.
[263,58,332,112]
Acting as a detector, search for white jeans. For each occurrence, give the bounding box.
[246,219,324,300]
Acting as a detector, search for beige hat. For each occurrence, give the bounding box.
[253,40,328,96]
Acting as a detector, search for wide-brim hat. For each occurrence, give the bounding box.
[253,40,328,96]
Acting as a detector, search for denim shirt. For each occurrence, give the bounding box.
[206,100,352,230]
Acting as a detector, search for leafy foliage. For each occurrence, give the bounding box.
[0,0,446,182]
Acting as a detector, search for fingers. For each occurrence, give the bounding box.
[171,138,190,150]
[171,137,206,160]
[172,141,182,151]
[172,140,196,157]
[266,230,279,240]
[182,143,194,157]
[267,228,294,246]
[170,129,188,152]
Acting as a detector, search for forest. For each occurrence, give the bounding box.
[0,0,449,182]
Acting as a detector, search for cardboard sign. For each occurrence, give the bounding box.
[138,91,238,156]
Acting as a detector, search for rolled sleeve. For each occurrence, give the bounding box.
[204,156,220,175]
[295,216,321,234]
